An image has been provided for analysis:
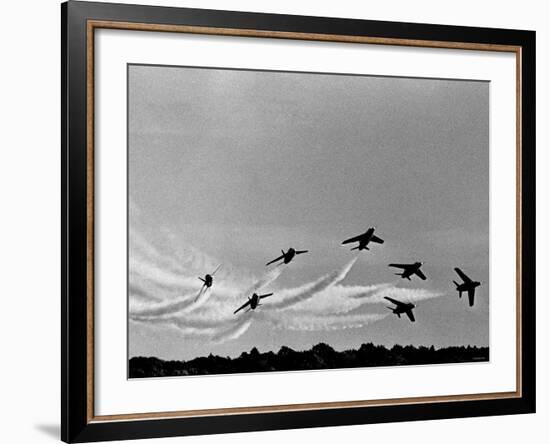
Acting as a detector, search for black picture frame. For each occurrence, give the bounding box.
[61,1,536,442]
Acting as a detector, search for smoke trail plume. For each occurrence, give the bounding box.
[266,257,358,310]
[128,222,444,344]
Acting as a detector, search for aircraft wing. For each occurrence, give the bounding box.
[259,293,273,300]
[468,288,476,307]
[371,235,384,244]
[414,269,427,280]
[384,296,406,307]
[389,263,409,270]
[454,267,473,284]
[265,254,284,266]
[234,300,251,314]
[405,309,416,322]
[342,234,364,244]
[295,250,309,255]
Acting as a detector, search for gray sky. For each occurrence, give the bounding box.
[128,64,489,361]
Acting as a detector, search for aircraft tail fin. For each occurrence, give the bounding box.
[453,280,459,287]
[350,246,360,251]
[198,277,206,283]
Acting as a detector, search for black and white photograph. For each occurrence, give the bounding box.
[128,64,490,378]
[0,0,542,442]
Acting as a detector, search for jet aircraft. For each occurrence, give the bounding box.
[453,267,481,307]
[341,227,384,251]
[265,247,308,266]
[389,262,426,280]
[234,292,274,314]
[384,296,416,322]
[198,264,221,289]
[196,264,221,301]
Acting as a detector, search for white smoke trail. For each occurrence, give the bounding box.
[130,265,286,320]
[281,283,392,315]
[211,318,254,343]
[264,312,389,331]
[242,266,285,297]
[131,229,184,275]
[128,280,163,303]
[266,257,358,310]
[131,312,249,340]
[129,317,217,338]
[129,255,205,294]
[128,221,446,344]
[129,221,257,303]
[352,286,444,304]
[134,310,227,329]
[128,262,286,342]
[129,289,210,319]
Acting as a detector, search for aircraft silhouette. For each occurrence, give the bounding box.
[265,248,308,266]
[196,265,221,301]
[198,264,221,289]
[384,296,416,322]
[341,227,384,251]
[389,262,426,280]
[234,292,274,314]
[453,267,481,307]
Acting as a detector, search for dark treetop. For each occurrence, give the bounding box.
[129,342,489,378]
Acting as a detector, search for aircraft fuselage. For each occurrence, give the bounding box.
[391,303,415,316]
[283,248,296,264]
[456,281,480,293]
[398,262,421,278]
[204,274,213,287]
[249,293,260,309]
[357,228,375,250]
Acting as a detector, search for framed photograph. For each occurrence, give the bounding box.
[61,1,535,442]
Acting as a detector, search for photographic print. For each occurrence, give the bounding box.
[128,64,489,378]
[62,5,535,440]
